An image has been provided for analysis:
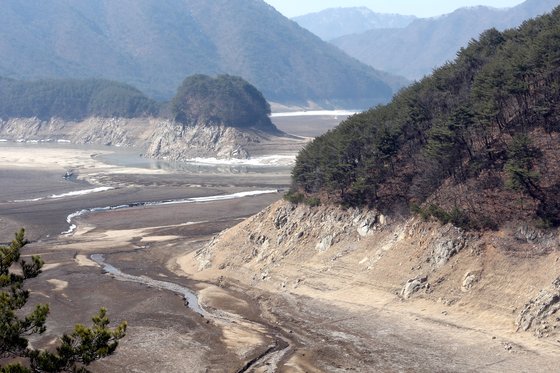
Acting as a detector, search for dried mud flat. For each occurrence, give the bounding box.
[0,144,292,371]
[2,144,559,372]
[22,198,284,373]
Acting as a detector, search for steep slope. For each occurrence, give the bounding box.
[181,199,560,345]
[332,0,560,80]
[292,7,416,41]
[293,7,560,229]
[0,0,398,107]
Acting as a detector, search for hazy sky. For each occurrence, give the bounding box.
[263,0,526,18]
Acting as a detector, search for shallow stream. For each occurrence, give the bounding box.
[90,253,207,317]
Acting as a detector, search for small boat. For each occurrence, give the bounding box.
[63,170,73,179]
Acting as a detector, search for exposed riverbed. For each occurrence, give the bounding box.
[0,142,296,371]
[2,113,557,372]
[91,253,207,317]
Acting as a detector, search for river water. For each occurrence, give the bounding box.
[90,254,207,317]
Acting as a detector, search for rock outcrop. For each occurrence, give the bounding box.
[0,117,306,162]
[194,202,388,274]
[401,275,428,299]
[0,117,159,147]
[430,226,467,267]
[182,199,560,340]
[145,122,263,160]
[516,277,560,338]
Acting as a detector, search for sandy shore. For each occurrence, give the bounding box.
[0,144,167,181]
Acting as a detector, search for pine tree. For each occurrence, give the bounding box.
[0,229,126,373]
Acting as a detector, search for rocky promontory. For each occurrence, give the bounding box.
[0,75,307,161]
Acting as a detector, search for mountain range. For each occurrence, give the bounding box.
[329,0,560,80]
[0,0,404,108]
[292,7,416,41]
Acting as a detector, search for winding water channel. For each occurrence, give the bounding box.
[90,253,207,316]
[90,253,292,372]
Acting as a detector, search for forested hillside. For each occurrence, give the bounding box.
[0,78,158,121]
[0,0,401,107]
[171,75,277,132]
[291,7,560,229]
[0,74,280,133]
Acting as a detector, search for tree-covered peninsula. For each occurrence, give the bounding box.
[171,74,278,132]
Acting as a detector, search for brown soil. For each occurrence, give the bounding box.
[175,200,560,372]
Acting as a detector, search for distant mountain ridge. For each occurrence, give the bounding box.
[292,7,416,40]
[0,0,402,108]
[331,0,560,80]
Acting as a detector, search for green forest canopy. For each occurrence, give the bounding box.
[0,74,279,132]
[171,74,277,131]
[291,7,560,229]
[0,78,159,121]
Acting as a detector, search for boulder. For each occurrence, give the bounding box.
[356,211,381,237]
[401,275,428,299]
[516,277,560,336]
[315,234,334,252]
[431,227,466,267]
[461,271,479,292]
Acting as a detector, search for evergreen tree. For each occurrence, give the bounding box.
[290,7,560,228]
[1,229,126,373]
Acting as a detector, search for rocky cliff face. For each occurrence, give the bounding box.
[145,122,265,160]
[0,117,160,147]
[183,200,560,339]
[0,117,306,161]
